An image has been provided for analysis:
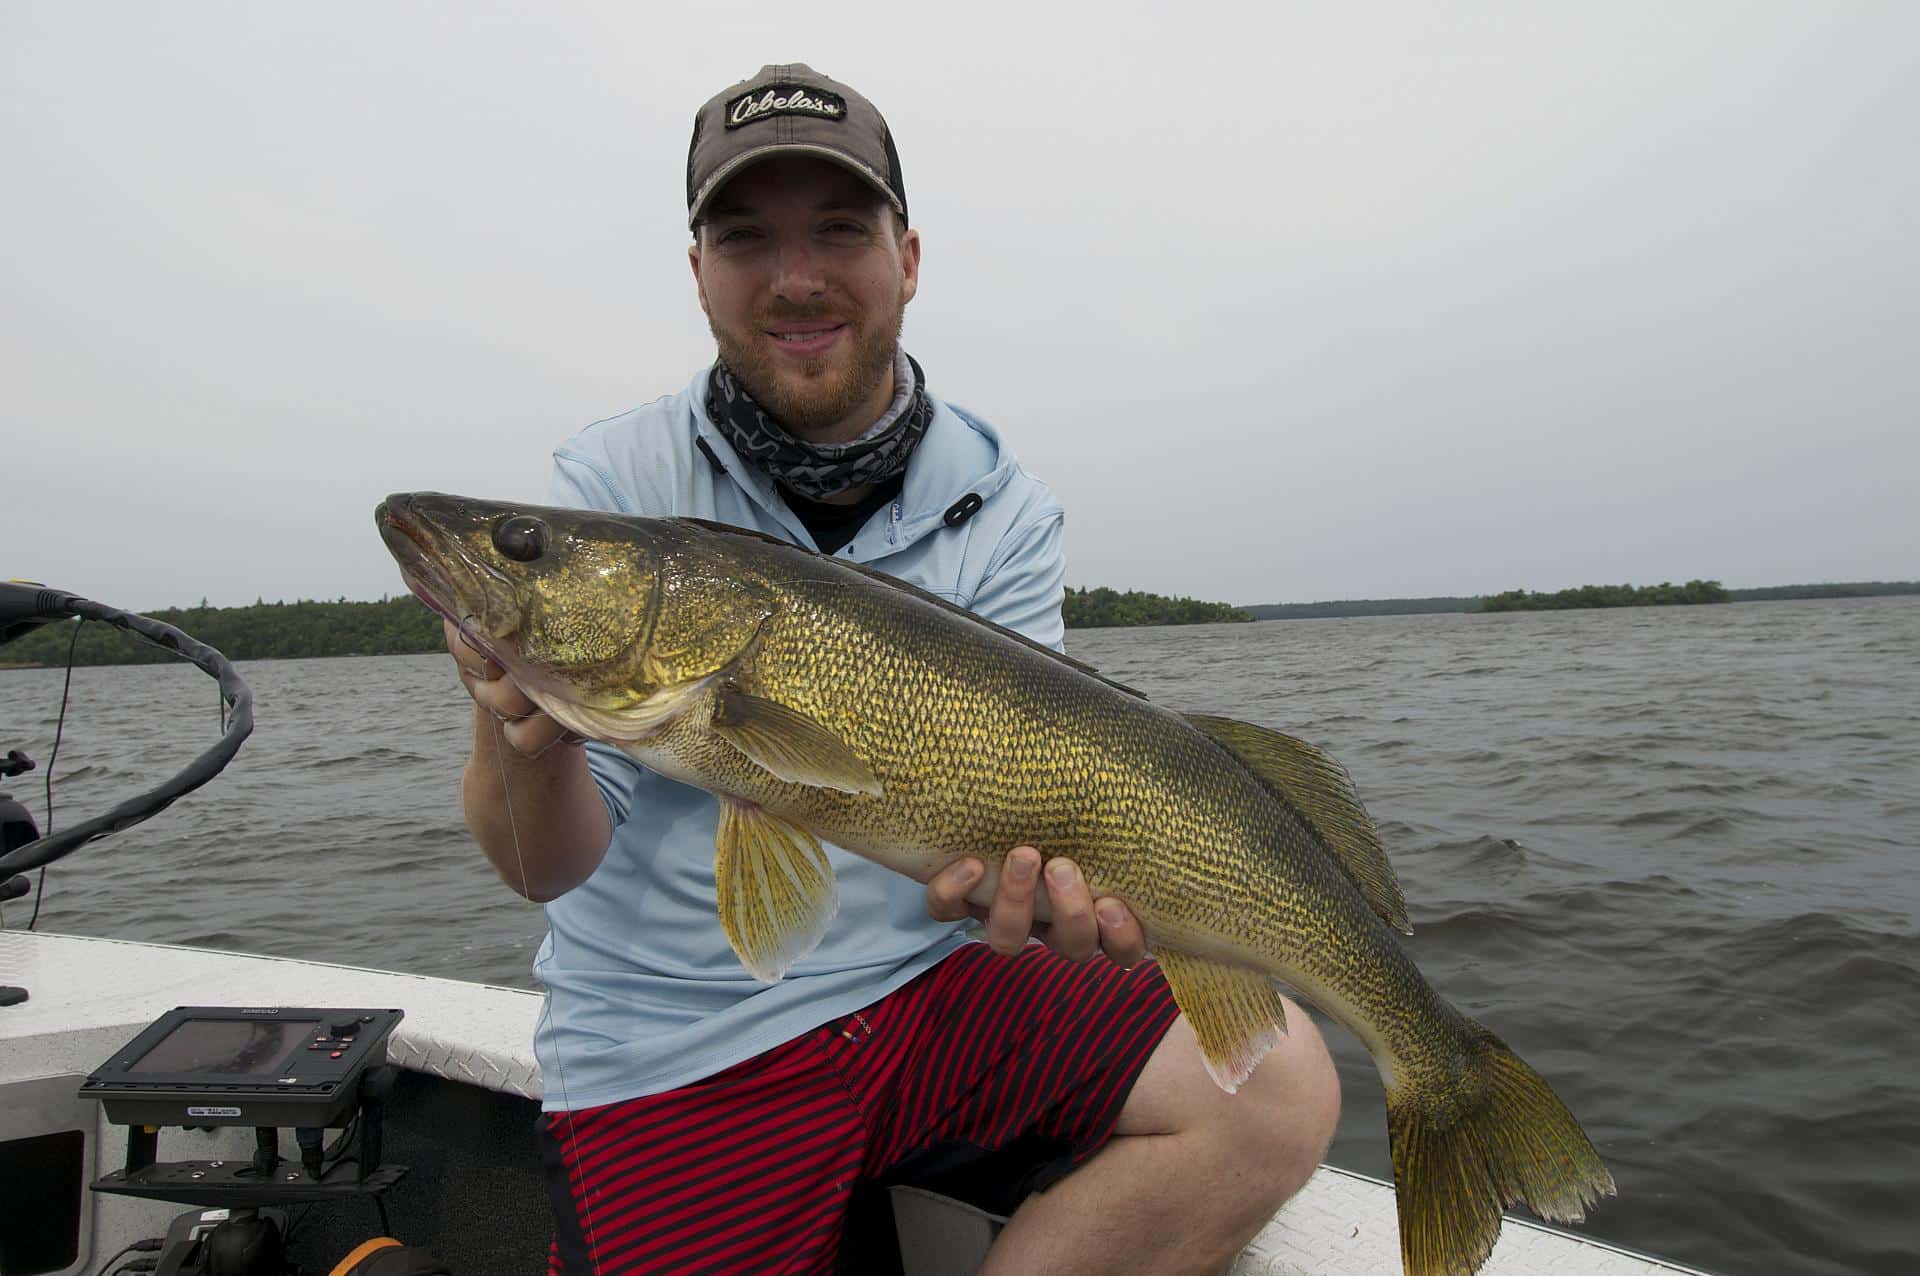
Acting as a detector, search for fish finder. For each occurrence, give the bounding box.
[80,1006,409,1209]
[83,1006,402,1129]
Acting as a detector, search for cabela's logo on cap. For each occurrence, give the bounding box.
[726,84,847,129]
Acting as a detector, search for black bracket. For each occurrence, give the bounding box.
[92,1067,408,1208]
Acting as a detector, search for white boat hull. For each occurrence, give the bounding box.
[0,931,1709,1276]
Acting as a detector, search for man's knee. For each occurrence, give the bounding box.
[1119,995,1340,1204]
[1223,997,1340,1199]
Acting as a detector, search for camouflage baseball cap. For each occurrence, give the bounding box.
[686,63,907,229]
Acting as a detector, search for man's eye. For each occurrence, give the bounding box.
[716,226,760,245]
[822,220,865,236]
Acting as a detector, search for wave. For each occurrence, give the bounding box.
[301,746,430,770]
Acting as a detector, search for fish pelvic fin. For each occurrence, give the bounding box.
[1154,949,1289,1094]
[1183,713,1411,934]
[714,798,840,982]
[1387,1020,1616,1276]
[712,685,883,796]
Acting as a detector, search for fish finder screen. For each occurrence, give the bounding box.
[127,1019,318,1077]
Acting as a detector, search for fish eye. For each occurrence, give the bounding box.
[492,515,550,563]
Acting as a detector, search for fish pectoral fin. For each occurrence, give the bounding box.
[1154,949,1289,1095]
[712,686,883,797]
[714,798,840,982]
[1183,713,1411,935]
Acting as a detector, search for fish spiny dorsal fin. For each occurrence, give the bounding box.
[1154,949,1290,1093]
[674,516,1149,701]
[1183,713,1412,934]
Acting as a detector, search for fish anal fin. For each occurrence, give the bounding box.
[1184,713,1411,934]
[712,686,883,797]
[714,798,839,982]
[1155,949,1289,1094]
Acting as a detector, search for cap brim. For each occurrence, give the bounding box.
[688,144,906,229]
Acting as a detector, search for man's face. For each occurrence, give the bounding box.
[690,156,921,442]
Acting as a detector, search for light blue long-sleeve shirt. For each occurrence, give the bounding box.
[529,367,1067,1110]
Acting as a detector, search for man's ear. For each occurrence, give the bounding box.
[899,226,921,307]
[688,239,710,317]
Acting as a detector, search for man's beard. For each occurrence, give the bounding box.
[709,301,905,437]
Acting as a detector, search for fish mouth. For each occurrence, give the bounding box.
[376,496,508,667]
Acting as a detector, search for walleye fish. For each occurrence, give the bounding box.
[377,491,1614,1276]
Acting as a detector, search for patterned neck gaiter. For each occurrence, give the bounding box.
[705,348,933,501]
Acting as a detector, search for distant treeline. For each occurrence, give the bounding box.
[1063,586,1252,629]
[1481,580,1731,612]
[4,580,1912,669]
[1243,597,1481,621]
[1727,581,1920,601]
[1242,581,1917,620]
[0,586,1255,668]
[0,597,443,668]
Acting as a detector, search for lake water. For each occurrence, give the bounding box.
[3,598,1916,1275]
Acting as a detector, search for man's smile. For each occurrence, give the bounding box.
[765,323,848,357]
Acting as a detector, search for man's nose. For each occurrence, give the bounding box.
[771,238,826,302]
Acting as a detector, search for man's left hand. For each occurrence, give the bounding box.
[926,847,1148,967]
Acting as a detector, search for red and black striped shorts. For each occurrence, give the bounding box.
[538,942,1180,1275]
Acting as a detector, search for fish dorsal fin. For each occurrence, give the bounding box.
[1153,949,1289,1093]
[676,516,1149,701]
[714,798,839,982]
[712,684,883,796]
[1183,713,1411,934]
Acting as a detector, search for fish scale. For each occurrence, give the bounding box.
[377,492,1616,1276]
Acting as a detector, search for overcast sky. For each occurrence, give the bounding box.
[4,2,1915,610]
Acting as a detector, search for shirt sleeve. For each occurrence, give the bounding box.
[967,511,1067,653]
[549,446,632,513]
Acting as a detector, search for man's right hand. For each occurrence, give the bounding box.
[445,619,574,757]
[446,619,610,900]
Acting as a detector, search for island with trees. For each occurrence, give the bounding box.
[1480,580,1731,612]
[1062,587,1252,629]
[1244,581,1917,620]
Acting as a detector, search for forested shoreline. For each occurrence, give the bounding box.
[1061,587,1252,629]
[1243,580,1917,620]
[2,581,1912,669]
[0,598,443,668]
[1480,580,1731,611]
[0,586,1253,668]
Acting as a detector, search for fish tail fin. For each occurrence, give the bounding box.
[1386,1020,1615,1276]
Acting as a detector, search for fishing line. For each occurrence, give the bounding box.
[490,713,600,1273]
[26,620,82,931]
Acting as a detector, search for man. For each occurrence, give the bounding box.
[447,64,1339,1275]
